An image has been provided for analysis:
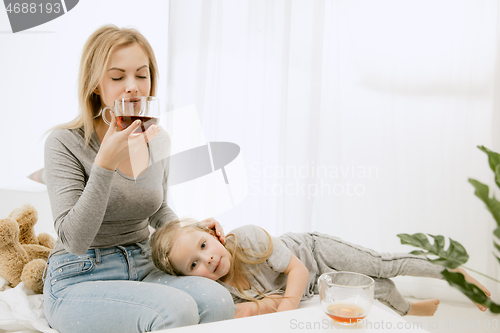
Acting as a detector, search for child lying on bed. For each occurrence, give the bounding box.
[150,219,490,318]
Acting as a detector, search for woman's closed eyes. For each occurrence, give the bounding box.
[111,75,148,81]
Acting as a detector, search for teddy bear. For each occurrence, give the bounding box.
[0,204,55,293]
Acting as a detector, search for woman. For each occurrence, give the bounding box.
[43,25,235,333]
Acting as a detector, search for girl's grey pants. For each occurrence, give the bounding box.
[311,232,444,315]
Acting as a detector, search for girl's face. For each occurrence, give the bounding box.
[169,229,232,281]
[96,43,151,108]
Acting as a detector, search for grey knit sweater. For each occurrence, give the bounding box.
[44,127,177,257]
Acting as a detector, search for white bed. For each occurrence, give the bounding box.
[0,278,56,333]
[0,278,408,333]
[0,183,464,333]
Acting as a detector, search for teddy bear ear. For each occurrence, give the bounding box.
[7,205,39,246]
[0,218,20,244]
[8,204,38,226]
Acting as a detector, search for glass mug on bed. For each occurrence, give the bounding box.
[101,96,160,133]
[319,271,374,326]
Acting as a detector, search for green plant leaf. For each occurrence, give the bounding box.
[441,270,500,314]
[478,146,500,173]
[428,234,445,254]
[398,233,432,249]
[494,227,500,262]
[477,146,500,188]
[397,233,469,269]
[495,164,500,190]
[490,302,500,314]
[468,179,500,225]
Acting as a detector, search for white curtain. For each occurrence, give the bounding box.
[167,0,499,302]
[0,0,170,190]
[0,0,170,229]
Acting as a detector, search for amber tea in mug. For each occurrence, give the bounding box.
[319,272,375,326]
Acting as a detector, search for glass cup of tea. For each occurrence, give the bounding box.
[318,271,374,327]
[101,96,160,133]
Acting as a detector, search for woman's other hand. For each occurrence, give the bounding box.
[200,217,225,245]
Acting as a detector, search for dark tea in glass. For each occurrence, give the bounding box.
[116,116,159,133]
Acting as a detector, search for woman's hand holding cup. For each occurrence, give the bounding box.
[94,110,161,172]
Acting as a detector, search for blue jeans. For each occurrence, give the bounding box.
[43,241,235,333]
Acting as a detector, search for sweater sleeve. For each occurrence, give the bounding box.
[44,132,115,255]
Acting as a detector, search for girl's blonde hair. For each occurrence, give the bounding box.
[150,218,274,304]
[150,218,216,276]
[48,24,159,146]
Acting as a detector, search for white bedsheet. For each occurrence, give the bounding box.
[0,277,396,333]
[0,277,57,333]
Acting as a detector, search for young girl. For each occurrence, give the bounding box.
[150,219,491,318]
[43,25,234,333]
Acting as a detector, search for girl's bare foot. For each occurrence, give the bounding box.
[450,267,491,312]
[407,299,440,316]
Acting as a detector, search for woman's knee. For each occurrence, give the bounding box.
[148,274,236,322]
[44,287,201,332]
[203,280,236,321]
[182,276,236,322]
[149,294,199,330]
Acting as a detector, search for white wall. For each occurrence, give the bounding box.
[165,0,500,303]
[0,0,169,229]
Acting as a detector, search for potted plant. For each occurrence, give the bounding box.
[397,146,499,313]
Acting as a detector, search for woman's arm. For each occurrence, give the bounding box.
[45,133,115,255]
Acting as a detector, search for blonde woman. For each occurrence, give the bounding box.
[150,219,491,318]
[43,25,234,333]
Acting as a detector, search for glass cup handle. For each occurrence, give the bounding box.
[101,106,114,125]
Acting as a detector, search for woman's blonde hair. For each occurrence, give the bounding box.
[150,218,274,304]
[48,24,159,146]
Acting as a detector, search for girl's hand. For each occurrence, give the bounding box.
[234,302,256,318]
[94,111,161,171]
[235,297,283,318]
[200,217,225,245]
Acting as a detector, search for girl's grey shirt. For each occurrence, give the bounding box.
[44,127,177,257]
[218,225,318,303]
